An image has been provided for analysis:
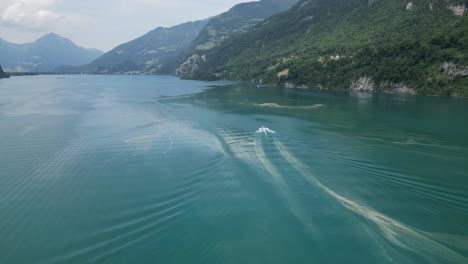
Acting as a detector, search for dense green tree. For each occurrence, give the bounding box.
[186,0,467,96]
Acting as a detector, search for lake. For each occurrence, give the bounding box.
[0,75,467,263]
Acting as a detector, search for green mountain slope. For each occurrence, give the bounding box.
[176,0,298,75]
[0,33,103,72]
[187,0,467,96]
[190,0,298,51]
[83,20,206,74]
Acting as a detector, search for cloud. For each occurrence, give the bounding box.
[1,0,62,28]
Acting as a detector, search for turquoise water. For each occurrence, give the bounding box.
[0,75,467,263]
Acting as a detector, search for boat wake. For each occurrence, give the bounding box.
[253,134,318,237]
[267,137,468,263]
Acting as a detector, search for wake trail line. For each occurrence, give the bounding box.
[272,138,467,264]
[253,135,319,237]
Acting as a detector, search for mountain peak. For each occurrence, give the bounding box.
[35,33,73,45]
[1,33,104,72]
[43,32,61,38]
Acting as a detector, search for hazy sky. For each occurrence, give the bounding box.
[0,0,252,51]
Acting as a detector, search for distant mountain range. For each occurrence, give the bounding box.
[184,0,467,96]
[81,20,207,75]
[81,0,298,75]
[0,33,103,72]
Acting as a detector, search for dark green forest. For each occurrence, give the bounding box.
[185,0,467,96]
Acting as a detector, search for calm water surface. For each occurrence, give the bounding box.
[0,75,467,263]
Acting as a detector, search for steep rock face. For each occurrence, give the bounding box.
[441,62,468,77]
[83,20,207,74]
[350,77,375,92]
[406,1,415,10]
[447,3,465,16]
[392,83,417,95]
[175,54,206,76]
[187,0,467,96]
[0,33,103,72]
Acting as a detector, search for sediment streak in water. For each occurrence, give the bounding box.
[270,137,467,263]
[253,135,318,237]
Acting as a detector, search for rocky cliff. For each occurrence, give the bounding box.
[0,65,10,79]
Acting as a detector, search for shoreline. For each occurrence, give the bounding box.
[4,72,466,99]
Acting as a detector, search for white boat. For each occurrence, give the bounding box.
[256,126,275,134]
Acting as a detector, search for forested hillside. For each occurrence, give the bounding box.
[76,0,298,76]
[185,0,467,96]
[176,0,298,76]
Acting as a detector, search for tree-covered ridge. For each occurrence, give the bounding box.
[83,20,207,75]
[187,0,467,96]
[175,0,298,76]
[75,0,297,76]
[189,0,298,51]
